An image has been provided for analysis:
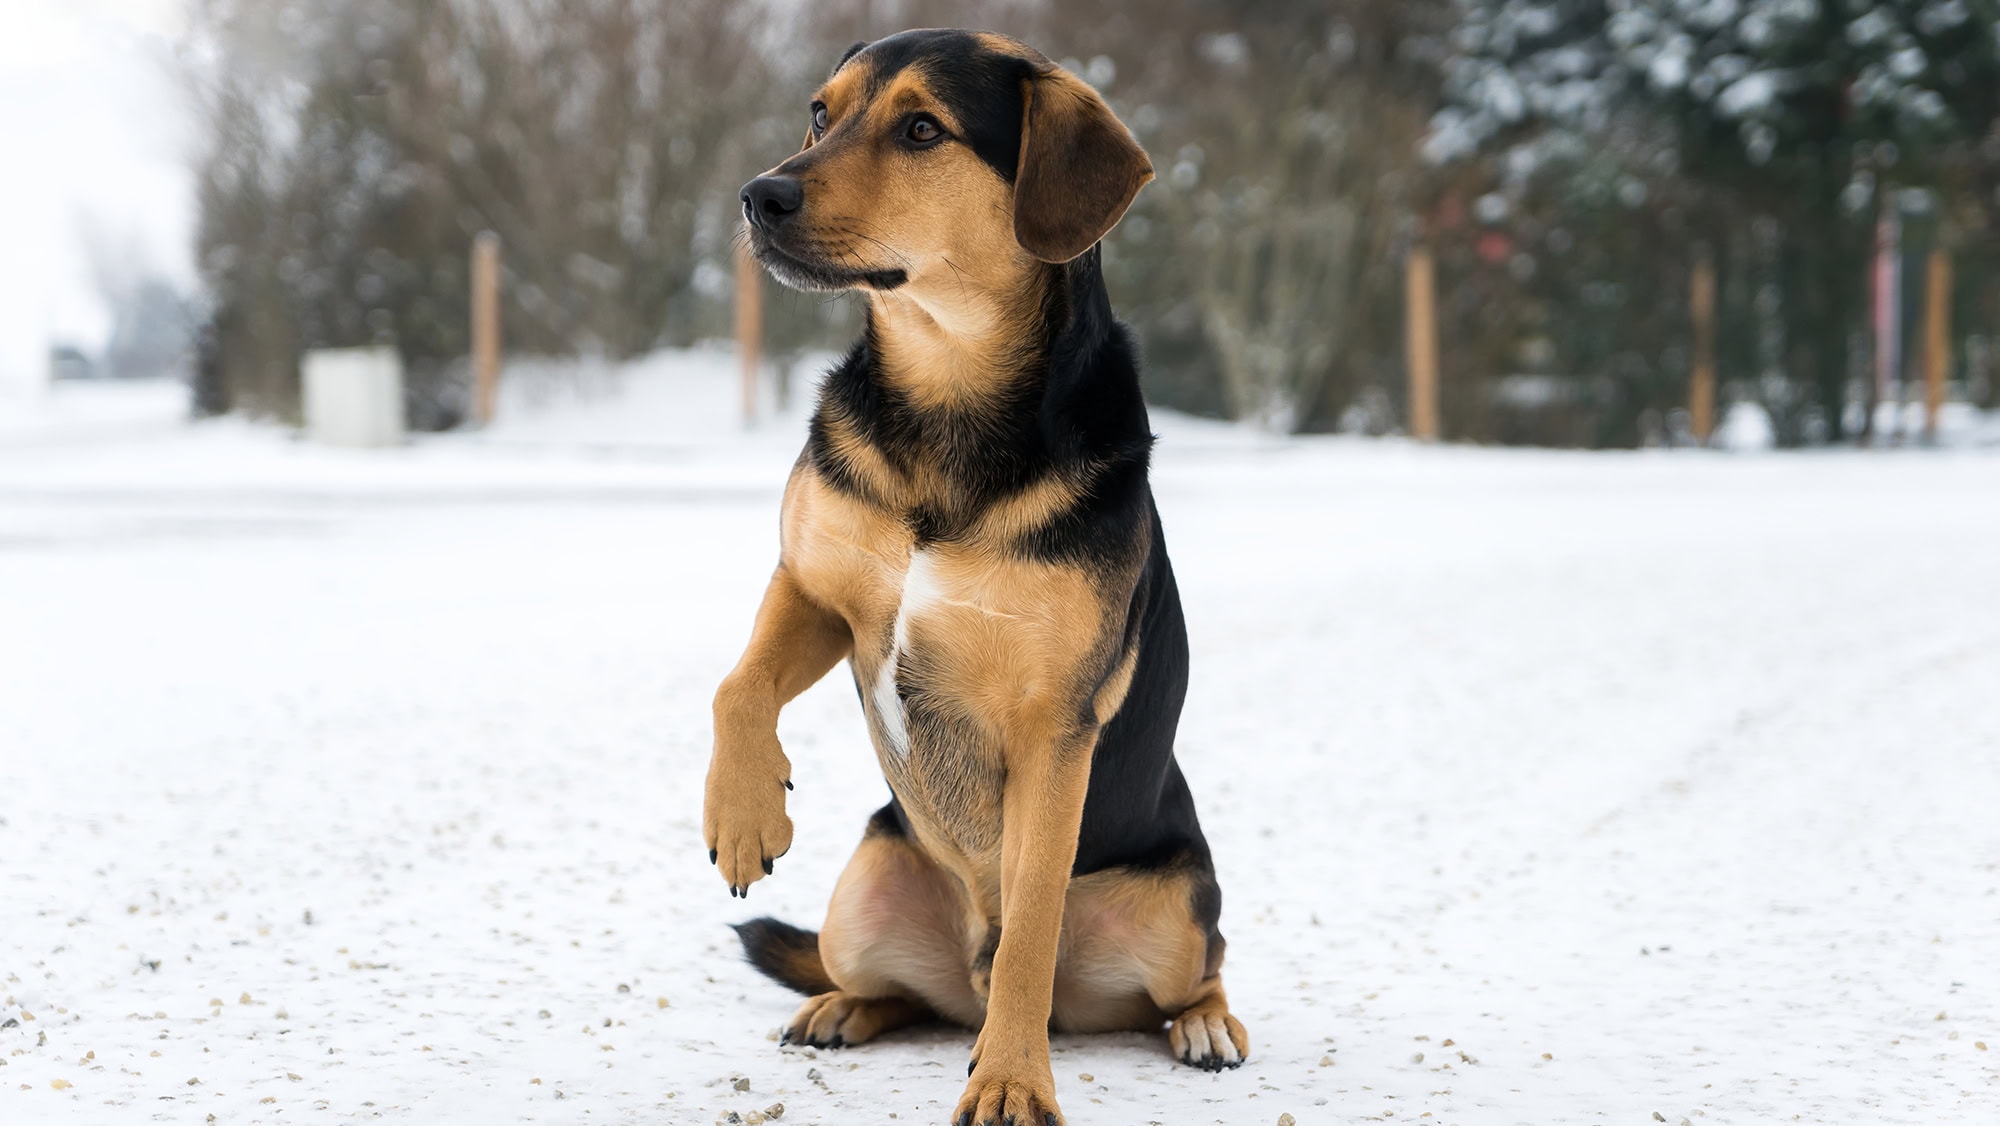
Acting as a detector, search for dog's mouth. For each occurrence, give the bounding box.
[746,226,908,293]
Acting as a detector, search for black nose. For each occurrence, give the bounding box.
[740,176,804,231]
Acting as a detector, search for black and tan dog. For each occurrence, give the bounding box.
[703,29,1247,1126]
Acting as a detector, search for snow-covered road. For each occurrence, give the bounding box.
[3,370,1996,1125]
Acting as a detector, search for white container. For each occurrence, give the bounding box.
[303,347,404,447]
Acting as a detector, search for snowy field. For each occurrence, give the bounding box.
[3,358,1998,1126]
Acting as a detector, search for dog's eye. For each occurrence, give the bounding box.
[905,116,942,145]
[811,102,828,137]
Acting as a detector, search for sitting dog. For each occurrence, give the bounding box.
[704,29,1248,1126]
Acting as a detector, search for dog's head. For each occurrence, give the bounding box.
[738,30,1152,297]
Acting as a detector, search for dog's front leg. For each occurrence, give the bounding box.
[954,722,1095,1126]
[704,565,851,897]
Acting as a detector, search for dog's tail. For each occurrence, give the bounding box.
[731,917,836,996]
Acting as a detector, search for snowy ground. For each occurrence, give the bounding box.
[3,358,1997,1126]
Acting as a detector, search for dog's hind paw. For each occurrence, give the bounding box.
[779,991,929,1049]
[1168,999,1249,1071]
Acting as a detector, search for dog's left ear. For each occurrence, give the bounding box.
[1013,68,1154,264]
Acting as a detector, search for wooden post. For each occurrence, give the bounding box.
[1924,247,1951,443]
[735,241,762,426]
[470,232,501,426]
[1689,247,1717,446]
[1405,243,1440,442]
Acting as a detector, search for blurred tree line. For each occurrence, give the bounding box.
[188,0,2000,445]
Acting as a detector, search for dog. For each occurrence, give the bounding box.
[704,29,1248,1126]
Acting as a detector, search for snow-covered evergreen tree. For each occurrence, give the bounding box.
[1433,0,2000,442]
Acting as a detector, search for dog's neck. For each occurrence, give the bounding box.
[809,247,1129,517]
[861,247,1111,407]
[863,263,1056,412]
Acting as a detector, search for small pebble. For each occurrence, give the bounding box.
[1318,1054,1334,1067]
[51,1079,72,1090]
[1078,1073,1094,1082]
[1976,1042,1987,1051]
[1653,1113,1666,1122]
[1279,1115,1296,1126]
[765,1104,785,1119]
[732,1076,751,1092]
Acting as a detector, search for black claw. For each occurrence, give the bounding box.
[954,1114,972,1126]
[762,857,774,875]
[779,1028,792,1045]
[708,849,717,864]
[783,779,794,791]
[828,1034,844,1049]
[967,1058,976,1076]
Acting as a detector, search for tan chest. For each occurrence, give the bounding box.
[782,473,1108,863]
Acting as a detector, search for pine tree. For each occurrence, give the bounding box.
[1434,0,2000,443]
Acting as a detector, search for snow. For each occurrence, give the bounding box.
[1715,70,1782,119]
[5,356,1999,1125]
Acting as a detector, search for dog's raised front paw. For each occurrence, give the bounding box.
[702,733,793,897]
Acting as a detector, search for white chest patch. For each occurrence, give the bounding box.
[873,549,945,758]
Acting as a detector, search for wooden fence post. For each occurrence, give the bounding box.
[735,241,762,426]
[1689,246,1717,446]
[1924,247,1951,443]
[470,231,501,426]
[1405,243,1440,442]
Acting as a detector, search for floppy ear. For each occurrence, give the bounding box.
[1013,69,1154,263]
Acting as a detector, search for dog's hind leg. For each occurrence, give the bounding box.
[783,803,985,1049]
[1051,862,1251,1070]
[781,991,932,1049]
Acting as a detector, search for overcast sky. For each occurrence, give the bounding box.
[0,0,194,396]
